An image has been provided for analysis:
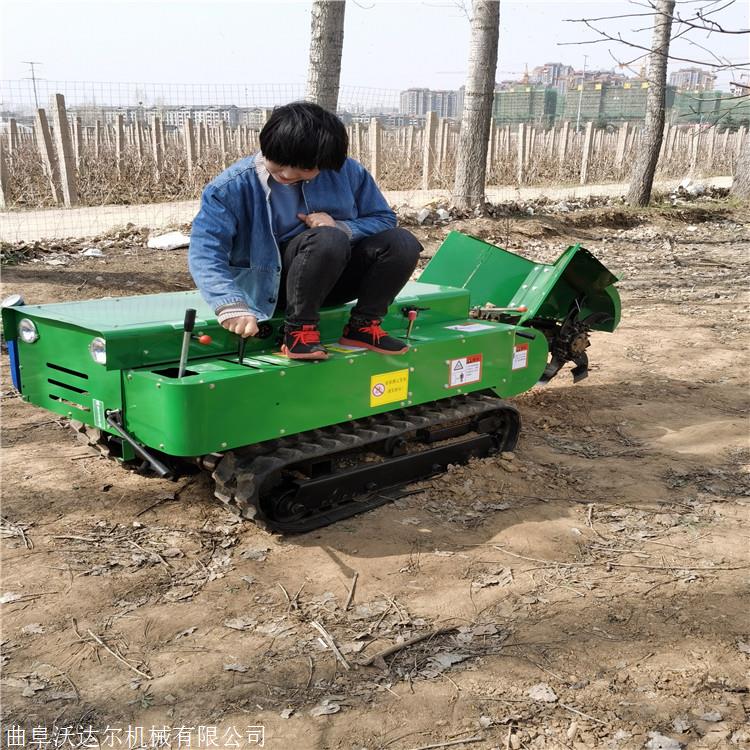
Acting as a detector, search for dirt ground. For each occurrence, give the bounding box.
[1,198,749,749]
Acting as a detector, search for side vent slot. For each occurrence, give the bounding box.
[49,394,90,412]
[47,378,89,395]
[47,362,89,380]
[46,362,91,413]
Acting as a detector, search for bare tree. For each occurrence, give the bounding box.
[564,2,747,72]
[731,138,750,199]
[564,0,749,205]
[626,0,675,206]
[451,0,500,211]
[306,1,346,113]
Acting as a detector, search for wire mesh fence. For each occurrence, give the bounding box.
[0,79,746,241]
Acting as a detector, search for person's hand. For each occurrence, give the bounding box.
[221,315,258,338]
[298,212,337,229]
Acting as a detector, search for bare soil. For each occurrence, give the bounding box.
[1,200,749,750]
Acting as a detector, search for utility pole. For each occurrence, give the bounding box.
[23,61,42,109]
[575,55,588,133]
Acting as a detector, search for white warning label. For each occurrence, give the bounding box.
[448,354,483,387]
[92,399,106,429]
[445,323,495,332]
[512,344,529,370]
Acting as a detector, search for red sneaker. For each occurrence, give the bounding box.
[281,324,328,360]
[340,318,408,355]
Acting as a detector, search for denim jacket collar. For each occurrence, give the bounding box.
[254,152,271,199]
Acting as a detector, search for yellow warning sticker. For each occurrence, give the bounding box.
[326,344,367,354]
[370,369,409,408]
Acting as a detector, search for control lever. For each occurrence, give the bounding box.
[401,306,430,340]
[238,321,273,363]
[177,309,196,378]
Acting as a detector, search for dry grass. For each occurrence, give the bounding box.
[2,124,739,208]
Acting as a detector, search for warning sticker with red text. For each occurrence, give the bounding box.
[448,354,483,387]
[370,369,409,407]
[512,344,529,370]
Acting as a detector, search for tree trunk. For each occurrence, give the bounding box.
[626,0,675,206]
[306,1,346,112]
[731,136,750,200]
[451,0,500,211]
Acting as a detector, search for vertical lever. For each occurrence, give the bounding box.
[177,308,196,378]
[237,335,247,363]
[402,306,428,340]
[405,309,418,340]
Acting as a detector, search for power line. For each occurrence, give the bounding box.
[575,54,589,132]
[22,61,43,110]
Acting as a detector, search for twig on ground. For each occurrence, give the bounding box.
[345,572,359,611]
[439,670,461,694]
[40,663,80,702]
[1,516,33,549]
[380,591,410,625]
[517,654,566,683]
[642,578,680,596]
[277,583,291,604]
[405,736,483,750]
[70,618,84,640]
[52,535,100,543]
[369,601,394,634]
[290,582,305,610]
[606,562,746,571]
[361,626,457,666]
[590,545,650,557]
[382,730,430,748]
[645,541,700,558]
[128,540,170,569]
[491,546,749,571]
[3,591,59,603]
[472,695,531,703]
[136,495,178,517]
[305,656,314,690]
[558,702,607,726]
[85,629,152,680]
[311,620,351,671]
[491,546,584,566]
[585,503,607,540]
[136,478,194,517]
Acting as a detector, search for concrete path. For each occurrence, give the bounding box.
[0,176,732,243]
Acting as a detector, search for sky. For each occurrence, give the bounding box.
[1,0,747,100]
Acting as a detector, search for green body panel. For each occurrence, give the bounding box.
[4,317,123,427]
[4,282,469,371]
[419,232,620,331]
[123,320,547,456]
[2,232,620,460]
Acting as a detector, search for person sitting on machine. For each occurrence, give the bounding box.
[189,101,423,360]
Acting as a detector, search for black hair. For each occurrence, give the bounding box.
[259,101,348,171]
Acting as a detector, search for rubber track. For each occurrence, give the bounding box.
[212,392,519,533]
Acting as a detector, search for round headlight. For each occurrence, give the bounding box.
[2,293,25,308]
[18,318,39,343]
[89,337,107,365]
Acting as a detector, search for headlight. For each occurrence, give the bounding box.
[89,337,107,365]
[18,318,39,343]
[2,293,25,308]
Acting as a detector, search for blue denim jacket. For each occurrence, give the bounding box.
[188,154,397,320]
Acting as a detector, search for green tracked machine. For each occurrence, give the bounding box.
[2,232,620,533]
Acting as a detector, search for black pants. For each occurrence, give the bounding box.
[278,226,422,325]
